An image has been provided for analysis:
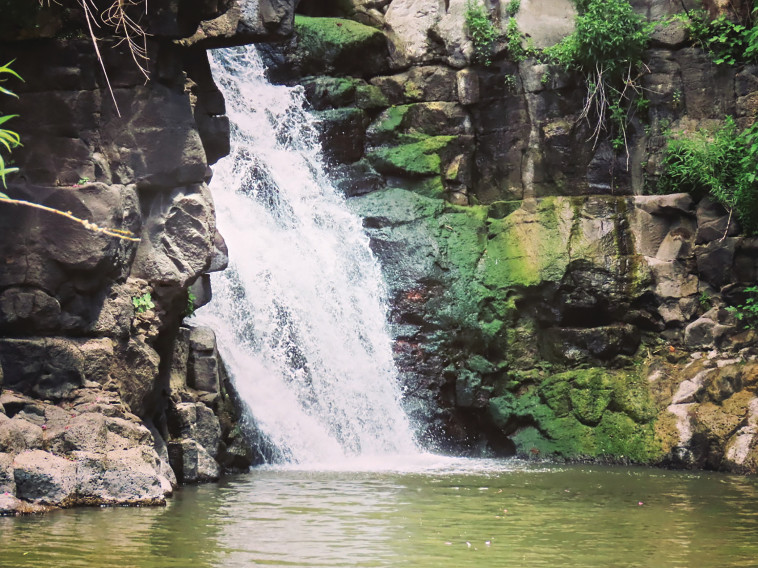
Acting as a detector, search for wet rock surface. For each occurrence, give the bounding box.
[266,0,758,470]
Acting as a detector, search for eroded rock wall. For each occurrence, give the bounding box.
[272,0,758,469]
[0,0,292,514]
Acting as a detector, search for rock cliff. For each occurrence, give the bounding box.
[271,0,758,470]
[0,0,291,514]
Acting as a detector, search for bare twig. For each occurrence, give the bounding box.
[78,0,121,117]
[720,206,734,241]
[0,196,140,241]
[102,0,150,82]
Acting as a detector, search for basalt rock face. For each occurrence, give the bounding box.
[0,0,290,513]
[277,0,758,469]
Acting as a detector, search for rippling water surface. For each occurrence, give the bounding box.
[3,459,758,567]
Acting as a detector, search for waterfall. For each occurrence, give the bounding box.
[197,45,418,465]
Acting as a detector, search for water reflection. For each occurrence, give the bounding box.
[0,483,227,568]
[2,463,758,568]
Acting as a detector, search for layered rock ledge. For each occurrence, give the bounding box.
[0,0,293,514]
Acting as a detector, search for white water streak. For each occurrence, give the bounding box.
[198,45,418,465]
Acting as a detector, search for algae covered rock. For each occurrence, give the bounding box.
[291,15,389,77]
[488,368,662,462]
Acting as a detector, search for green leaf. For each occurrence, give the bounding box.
[0,86,18,98]
[0,60,23,82]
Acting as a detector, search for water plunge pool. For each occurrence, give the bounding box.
[3,459,758,567]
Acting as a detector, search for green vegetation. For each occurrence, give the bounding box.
[0,60,21,188]
[295,14,384,47]
[185,290,196,318]
[464,0,498,66]
[543,0,653,157]
[503,74,517,92]
[132,292,155,313]
[726,286,758,329]
[698,290,712,310]
[658,117,758,235]
[367,135,457,177]
[679,3,758,66]
[506,0,521,17]
[505,18,528,62]
[489,367,661,462]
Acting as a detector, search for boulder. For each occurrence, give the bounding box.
[0,338,112,401]
[696,238,738,289]
[76,448,167,505]
[13,450,76,505]
[456,68,479,105]
[514,0,576,49]
[188,327,221,394]
[168,439,220,483]
[131,183,217,288]
[313,108,370,164]
[695,197,741,244]
[366,102,472,147]
[383,0,444,67]
[289,15,389,77]
[0,453,16,495]
[0,288,61,334]
[111,339,161,417]
[0,417,44,454]
[371,66,458,105]
[684,317,731,349]
[540,324,641,363]
[180,0,295,46]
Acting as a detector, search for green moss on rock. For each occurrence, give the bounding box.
[367,135,457,177]
[293,16,388,77]
[488,367,662,462]
[402,177,446,198]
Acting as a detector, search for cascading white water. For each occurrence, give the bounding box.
[197,45,418,465]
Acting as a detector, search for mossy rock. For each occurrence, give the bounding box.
[301,76,362,110]
[367,135,458,177]
[293,15,389,77]
[481,198,573,289]
[488,367,663,462]
[301,76,389,110]
[398,177,445,198]
[367,103,471,146]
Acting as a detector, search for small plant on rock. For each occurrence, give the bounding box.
[184,290,196,318]
[132,292,155,313]
[506,0,521,17]
[726,286,758,329]
[465,0,498,66]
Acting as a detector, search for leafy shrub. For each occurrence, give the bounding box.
[726,286,758,329]
[506,0,521,17]
[543,0,653,157]
[465,0,498,66]
[505,18,527,62]
[658,117,758,235]
[548,0,651,79]
[681,5,758,66]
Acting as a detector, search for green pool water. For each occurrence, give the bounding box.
[2,459,758,567]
